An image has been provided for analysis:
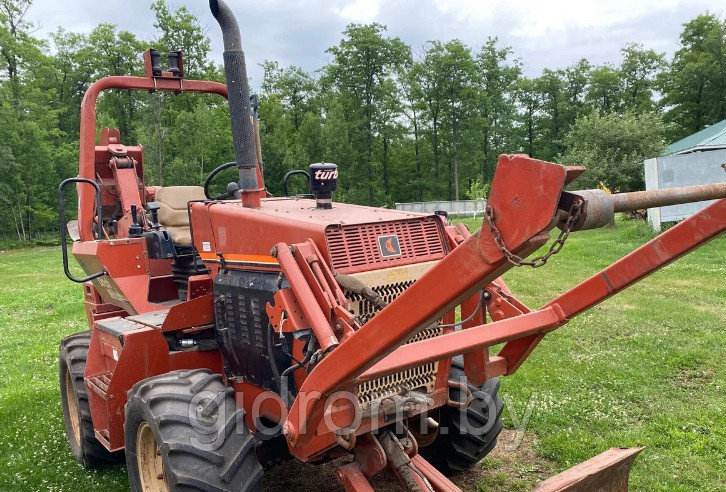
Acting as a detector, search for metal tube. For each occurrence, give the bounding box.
[610,182,726,212]
[274,244,339,351]
[77,76,228,241]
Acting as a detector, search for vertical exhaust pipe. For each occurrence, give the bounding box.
[209,0,259,193]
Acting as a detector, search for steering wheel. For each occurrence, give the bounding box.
[204,162,239,200]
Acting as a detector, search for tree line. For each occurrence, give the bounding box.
[1,0,725,241]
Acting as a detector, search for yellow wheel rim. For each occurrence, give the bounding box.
[136,421,169,492]
[65,369,81,445]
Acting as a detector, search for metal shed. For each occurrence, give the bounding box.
[644,120,726,230]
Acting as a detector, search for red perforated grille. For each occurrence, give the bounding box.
[325,217,446,273]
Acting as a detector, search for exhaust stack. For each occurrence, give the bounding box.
[209,0,260,197]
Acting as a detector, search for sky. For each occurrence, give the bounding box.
[28,0,721,89]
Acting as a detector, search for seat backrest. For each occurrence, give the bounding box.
[154,186,206,228]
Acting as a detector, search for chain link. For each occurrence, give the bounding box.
[485,202,581,268]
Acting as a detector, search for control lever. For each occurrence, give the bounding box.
[147,201,162,230]
[128,204,143,238]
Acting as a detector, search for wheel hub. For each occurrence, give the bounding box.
[64,369,81,445]
[136,421,169,492]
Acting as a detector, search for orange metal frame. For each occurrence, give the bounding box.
[66,54,725,491]
[272,156,726,461]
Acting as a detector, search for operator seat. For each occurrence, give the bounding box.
[154,186,206,246]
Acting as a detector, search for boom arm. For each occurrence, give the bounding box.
[275,155,726,458]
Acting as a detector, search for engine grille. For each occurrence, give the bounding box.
[326,217,446,274]
[356,324,442,406]
[342,262,442,409]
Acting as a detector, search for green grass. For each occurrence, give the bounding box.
[0,216,723,491]
[460,216,725,491]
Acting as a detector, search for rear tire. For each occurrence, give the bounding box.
[59,331,123,468]
[125,369,263,492]
[420,357,503,473]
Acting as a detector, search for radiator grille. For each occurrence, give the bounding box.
[326,217,446,274]
[346,279,414,318]
[343,263,442,409]
[356,324,442,406]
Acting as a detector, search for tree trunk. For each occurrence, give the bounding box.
[26,194,31,238]
[382,134,390,197]
[18,200,26,241]
[527,106,534,157]
[453,152,459,200]
[413,117,422,201]
[482,126,490,182]
[11,205,21,241]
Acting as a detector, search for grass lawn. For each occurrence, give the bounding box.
[0,216,723,491]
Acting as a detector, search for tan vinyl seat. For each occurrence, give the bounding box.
[154,186,206,246]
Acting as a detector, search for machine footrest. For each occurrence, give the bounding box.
[86,371,113,399]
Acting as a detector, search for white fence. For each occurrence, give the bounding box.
[394,199,487,217]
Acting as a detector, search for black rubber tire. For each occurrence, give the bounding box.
[125,369,263,492]
[420,357,503,473]
[59,331,123,468]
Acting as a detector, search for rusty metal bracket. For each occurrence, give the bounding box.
[446,380,473,409]
[486,201,581,268]
[533,447,644,492]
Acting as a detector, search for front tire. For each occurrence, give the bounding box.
[125,369,263,492]
[420,357,503,473]
[59,331,123,467]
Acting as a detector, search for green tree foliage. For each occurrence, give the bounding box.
[559,111,666,192]
[324,23,410,205]
[476,38,521,185]
[0,0,723,242]
[586,64,622,113]
[619,43,666,112]
[135,1,230,186]
[151,0,212,78]
[660,14,726,139]
[1,0,67,237]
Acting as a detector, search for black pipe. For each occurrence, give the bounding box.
[209,0,259,192]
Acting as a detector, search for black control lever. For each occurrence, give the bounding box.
[129,204,143,238]
[147,201,162,230]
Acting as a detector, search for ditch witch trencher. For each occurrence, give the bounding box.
[56,1,726,490]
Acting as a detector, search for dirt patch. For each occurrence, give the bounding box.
[263,429,556,491]
[669,367,716,389]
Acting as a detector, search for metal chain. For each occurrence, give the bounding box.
[485,202,581,268]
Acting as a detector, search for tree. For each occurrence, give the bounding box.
[0,0,67,237]
[136,1,221,186]
[619,43,665,112]
[151,0,212,78]
[319,96,353,198]
[559,111,666,192]
[415,40,479,200]
[536,69,568,160]
[513,77,541,158]
[586,64,622,113]
[261,61,318,131]
[660,14,726,139]
[476,37,521,182]
[398,60,429,200]
[437,40,477,200]
[416,42,448,198]
[562,58,591,125]
[324,23,409,205]
[48,29,95,140]
[85,24,144,140]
